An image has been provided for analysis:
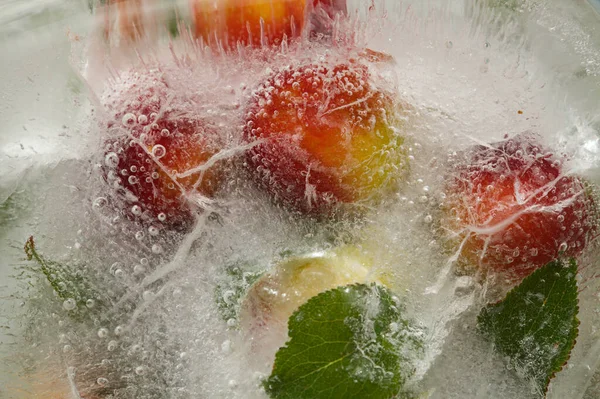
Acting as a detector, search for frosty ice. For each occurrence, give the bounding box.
[2,0,600,398]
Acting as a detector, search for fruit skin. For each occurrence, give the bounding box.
[243,60,408,214]
[190,0,307,50]
[101,70,223,230]
[441,134,598,279]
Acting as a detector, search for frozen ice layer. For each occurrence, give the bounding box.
[3,0,600,398]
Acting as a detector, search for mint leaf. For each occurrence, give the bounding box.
[215,262,262,324]
[478,259,579,396]
[24,236,104,316]
[265,283,423,399]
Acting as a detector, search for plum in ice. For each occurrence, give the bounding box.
[101,69,224,230]
[243,59,409,214]
[441,134,598,280]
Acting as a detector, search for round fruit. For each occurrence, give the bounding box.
[441,134,598,279]
[243,60,408,214]
[239,247,382,365]
[101,69,224,230]
[190,0,307,50]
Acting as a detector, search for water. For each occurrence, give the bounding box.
[2,0,600,398]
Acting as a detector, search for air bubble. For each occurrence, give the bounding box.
[143,290,154,301]
[135,231,145,241]
[221,340,232,353]
[128,176,139,185]
[122,113,136,126]
[135,366,147,376]
[63,298,76,311]
[86,299,96,308]
[152,244,163,254]
[148,226,160,236]
[97,328,109,338]
[97,377,109,386]
[105,152,119,168]
[108,340,118,351]
[132,205,142,215]
[114,325,124,335]
[530,248,538,256]
[110,262,122,274]
[161,129,170,137]
[138,114,148,124]
[93,197,108,209]
[559,242,568,252]
[152,144,167,158]
[158,213,167,222]
[558,215,565,223]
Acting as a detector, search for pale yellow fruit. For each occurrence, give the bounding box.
[239,246,384,369]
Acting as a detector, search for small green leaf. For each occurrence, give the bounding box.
[478,259,580,396]
[214,262,262,324]
[265,283,423,399]
[24,236,104,317]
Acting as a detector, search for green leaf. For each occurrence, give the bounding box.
[24,236,104,317]
[478,259,580,396]
[214,262,262,324]
[265,283,423,399]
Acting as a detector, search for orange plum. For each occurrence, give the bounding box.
[190,0,307,50]
[441,134,598,280]
[243,60,409,214]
